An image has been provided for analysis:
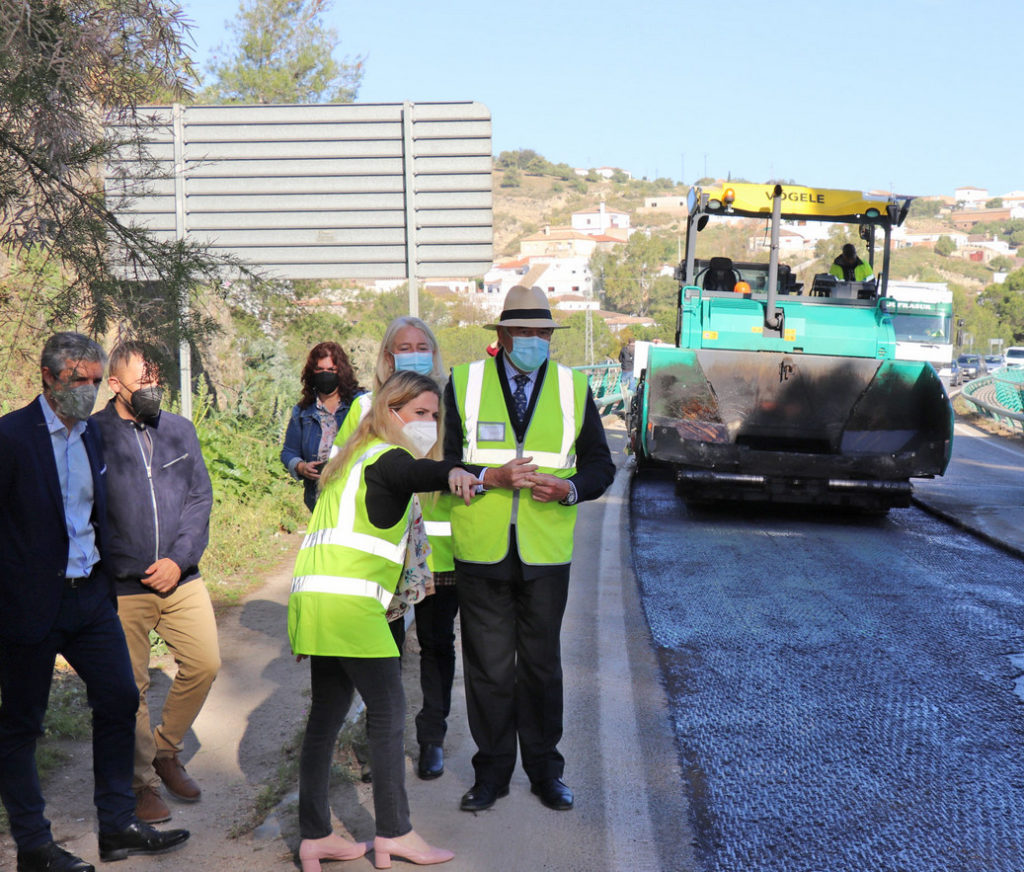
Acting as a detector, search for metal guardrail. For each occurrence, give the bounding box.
[961,373,1024,434]
[993,368,1024,412]
[574,362,630,417]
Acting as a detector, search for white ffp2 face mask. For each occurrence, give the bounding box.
[402,420,438,457]
[392,408,438,457]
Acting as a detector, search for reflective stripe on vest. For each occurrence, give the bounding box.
[290,441,409,602]
[301,522,405,565]
[330,392,374,458]
[462,361,578,469]
[421,491,455,573]
[289,574,392,607]
[310,441,405,564]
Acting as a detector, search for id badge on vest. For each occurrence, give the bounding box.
[477,422,506,443]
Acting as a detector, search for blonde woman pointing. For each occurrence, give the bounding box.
[289,371,479,870]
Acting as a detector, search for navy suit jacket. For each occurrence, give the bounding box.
[0,397,113,645]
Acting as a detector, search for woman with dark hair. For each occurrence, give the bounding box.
[281,341,365,512]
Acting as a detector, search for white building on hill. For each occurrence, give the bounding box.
[639,196,688,215]
[571,203,631,237]
[550,293,599,312]
[520,227,600,258]
[954,186,989,208]
[483,256,593,302]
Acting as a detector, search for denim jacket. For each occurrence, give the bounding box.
[281,397,361,511]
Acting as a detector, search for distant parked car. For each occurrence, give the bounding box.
[957,353,987,380]
[1004,346,1024,371]
[985,354,1004,374]
[938,359,962,386]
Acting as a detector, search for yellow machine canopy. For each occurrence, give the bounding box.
[696,183,911,225]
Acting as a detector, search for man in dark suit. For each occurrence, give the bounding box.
[0,333,189,872]
[443,286,615,813]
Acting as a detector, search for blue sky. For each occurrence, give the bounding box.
[178,0,1021,198]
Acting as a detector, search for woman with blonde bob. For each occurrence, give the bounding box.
[335,315,445,448]
[289,371,478,870]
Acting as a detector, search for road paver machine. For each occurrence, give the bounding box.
[628,182,953,510]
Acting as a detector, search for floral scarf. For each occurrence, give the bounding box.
[385,494,433,622]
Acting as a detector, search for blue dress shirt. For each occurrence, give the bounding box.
[38,396,99,578]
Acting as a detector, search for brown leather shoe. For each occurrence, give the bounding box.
[135,785,171,823]
[153,754,201,802]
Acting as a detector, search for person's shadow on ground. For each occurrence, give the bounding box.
[236,598,375,853]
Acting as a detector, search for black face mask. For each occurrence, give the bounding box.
[312,371,340,395]
[121,386,163,421]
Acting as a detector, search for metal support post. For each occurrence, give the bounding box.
[172,102,192,420]
[402,101,419,317]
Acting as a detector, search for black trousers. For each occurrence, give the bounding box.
[413,585,460,746]
[299,654,410,839]
[0,579,138,850]
[456,547,570,787]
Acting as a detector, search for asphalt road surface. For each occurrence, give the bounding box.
[630,466,1024,872]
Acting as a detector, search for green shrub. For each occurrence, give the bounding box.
[189,381,307,604]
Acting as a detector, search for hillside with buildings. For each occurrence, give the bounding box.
[467,171,1020,324]
[298,165,1024,358]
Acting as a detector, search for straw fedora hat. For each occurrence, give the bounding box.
[485,285,565,330]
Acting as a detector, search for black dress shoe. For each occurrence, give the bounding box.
[98,821,190,862]
[417,743,444,780]
[459,782,509,811]
[17,842,94,872]
[531,777,574,810]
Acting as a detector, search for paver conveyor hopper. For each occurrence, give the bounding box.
[628,183,953,510]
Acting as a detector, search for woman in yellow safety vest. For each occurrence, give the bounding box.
[333,316,459,782]
[289,371,478,870]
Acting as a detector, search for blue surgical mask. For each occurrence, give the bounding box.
[508,336,550,373]
[393,351,434,376]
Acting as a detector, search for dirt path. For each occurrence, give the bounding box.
[0,546,323,870]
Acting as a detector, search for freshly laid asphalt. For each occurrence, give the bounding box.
[630,416,1024,872]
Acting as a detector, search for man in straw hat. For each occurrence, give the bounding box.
[442,285,614,813]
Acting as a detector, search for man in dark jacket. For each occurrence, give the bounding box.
[91,342,218,826]
[0,333,188,872]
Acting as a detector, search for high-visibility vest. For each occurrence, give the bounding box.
[421,492,454,573]
[332,392,374,455]
[330,389,454,572]
[449,358,588,566]
[829,259,874,282]
[288,439,410,657]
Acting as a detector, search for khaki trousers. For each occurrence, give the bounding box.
[117,580,221,791]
